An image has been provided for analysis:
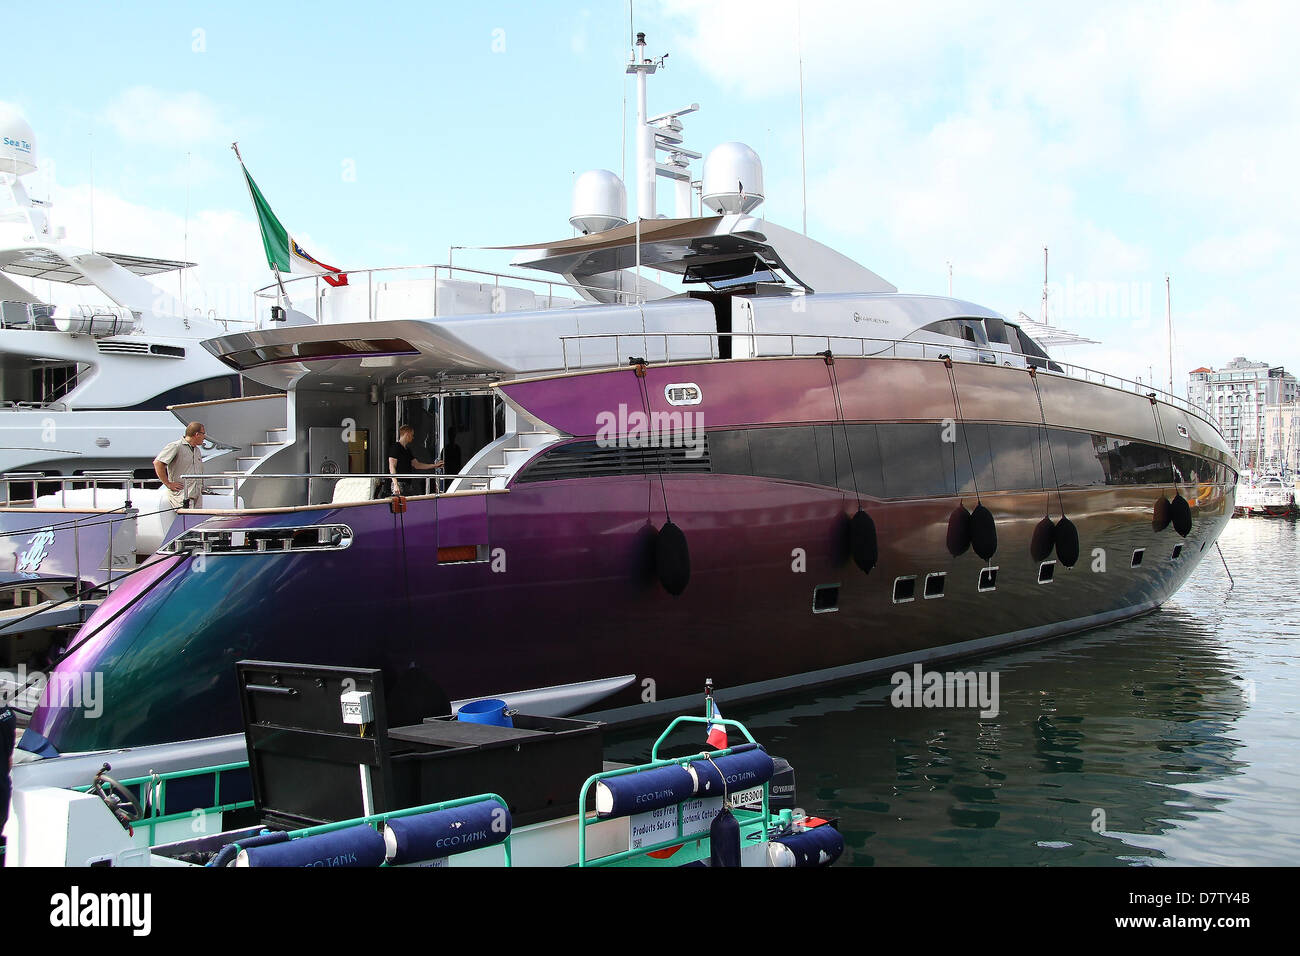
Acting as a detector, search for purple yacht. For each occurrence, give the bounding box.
[28,40,1235,753]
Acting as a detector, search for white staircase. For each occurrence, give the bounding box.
[451,429,558,492]
[207,425,290,501]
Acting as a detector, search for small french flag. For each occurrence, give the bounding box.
[706,703,727,750]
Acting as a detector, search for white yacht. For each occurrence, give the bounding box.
[0,109,271,485]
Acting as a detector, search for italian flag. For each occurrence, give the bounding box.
[239,160,348,287]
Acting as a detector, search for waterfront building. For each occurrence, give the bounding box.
[1188,358,1299,469]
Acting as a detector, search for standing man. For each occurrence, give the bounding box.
[1,704,15,841]
[154,422,207,510]
[388,425,443,496]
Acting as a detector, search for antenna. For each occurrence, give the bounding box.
[1040,246,1049,325]
[89,132,95,252]
[1165,274,1173,396]
[182,150,192,314]
[797,1,807,236]
[947,260,953,296]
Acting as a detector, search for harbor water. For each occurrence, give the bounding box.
[609,517,1300,866]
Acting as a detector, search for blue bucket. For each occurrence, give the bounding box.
[457,698,512,728]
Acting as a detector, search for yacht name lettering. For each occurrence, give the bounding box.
[4,136,32,151]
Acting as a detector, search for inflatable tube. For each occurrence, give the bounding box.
[970,504,997,560]
[596,763,695,818]
[383,800,510,864]
[850,509,878,574]
[1152,495,1171,532]
[688,746,774,798]
[946,505,971,557]
[1170,494,1192,537]
[1030,516,1056,562]
[237,824,387,868]
[769,825,845,867]
[655,520,691,595]
[1055,516,1080,568]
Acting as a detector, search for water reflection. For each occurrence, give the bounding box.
[608,520,1299,866]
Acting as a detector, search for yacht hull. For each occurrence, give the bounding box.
[29,357,1237,751]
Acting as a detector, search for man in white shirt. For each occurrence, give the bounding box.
[154,422,207,509]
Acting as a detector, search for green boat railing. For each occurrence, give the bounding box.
[76,762,256,847]
[576,716,771,868]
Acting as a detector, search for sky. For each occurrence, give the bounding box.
[3,0,1298,397]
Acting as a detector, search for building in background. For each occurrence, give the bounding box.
[1188,358,1299,471]
[1264,400,1300,474]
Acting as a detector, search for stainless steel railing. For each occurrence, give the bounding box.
[1,471,157,509]
[195,471,502,506]
[251,263,612,323]
[554,330,1225,437]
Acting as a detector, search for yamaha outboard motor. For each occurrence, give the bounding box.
[767,756,796,811]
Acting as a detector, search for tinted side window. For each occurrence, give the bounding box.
[747,425,822,485]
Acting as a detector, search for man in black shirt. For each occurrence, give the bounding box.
[1,705,14,838]
[387,425,443,496]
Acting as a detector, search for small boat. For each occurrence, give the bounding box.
[3,664,841,868]
[1233,474,1295,517]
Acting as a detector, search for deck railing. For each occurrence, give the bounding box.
[554,330,1225,437]
[252,262,623,323]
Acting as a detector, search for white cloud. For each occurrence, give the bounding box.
[656,0,1300,383]
[102,87,234,147]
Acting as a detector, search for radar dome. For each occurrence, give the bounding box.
[570,170,628,235]
[702,142,764,215]
[0,107,37,177]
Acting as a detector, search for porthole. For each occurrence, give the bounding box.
[924,572,946,599]
[1131,549,1145,568]
[892,576,916,604]
[978,567,998,592]
[1038,561,1056,584]
[813,583,840,614]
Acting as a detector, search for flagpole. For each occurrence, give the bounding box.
[233,141,293,312]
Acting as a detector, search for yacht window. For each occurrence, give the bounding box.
[983,316,1010,345]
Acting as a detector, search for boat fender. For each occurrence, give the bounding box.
[1170,494,1192,537]
[688,746,775,797]
[946,505,971,557]
[1030,516,1056,562]
[208,829,289,868]
[1152,495,1171,532]
[383,799,510,865]
[970,504,997,560]
[710,807,742,868]
[236,823,387,868]
[655,520,691,596]
[1054,516,1080,568]
[596,763,696,818]
[850,508,878,574]
[768,825,845,867]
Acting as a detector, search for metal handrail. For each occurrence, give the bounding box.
[554,330,1224,437]
[251,262,623,323]
[1,471,157,509]
[193,470,502,502]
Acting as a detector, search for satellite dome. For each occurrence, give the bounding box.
[570,170,628,235]
[0,106,37,177]
[702,142,764,215]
